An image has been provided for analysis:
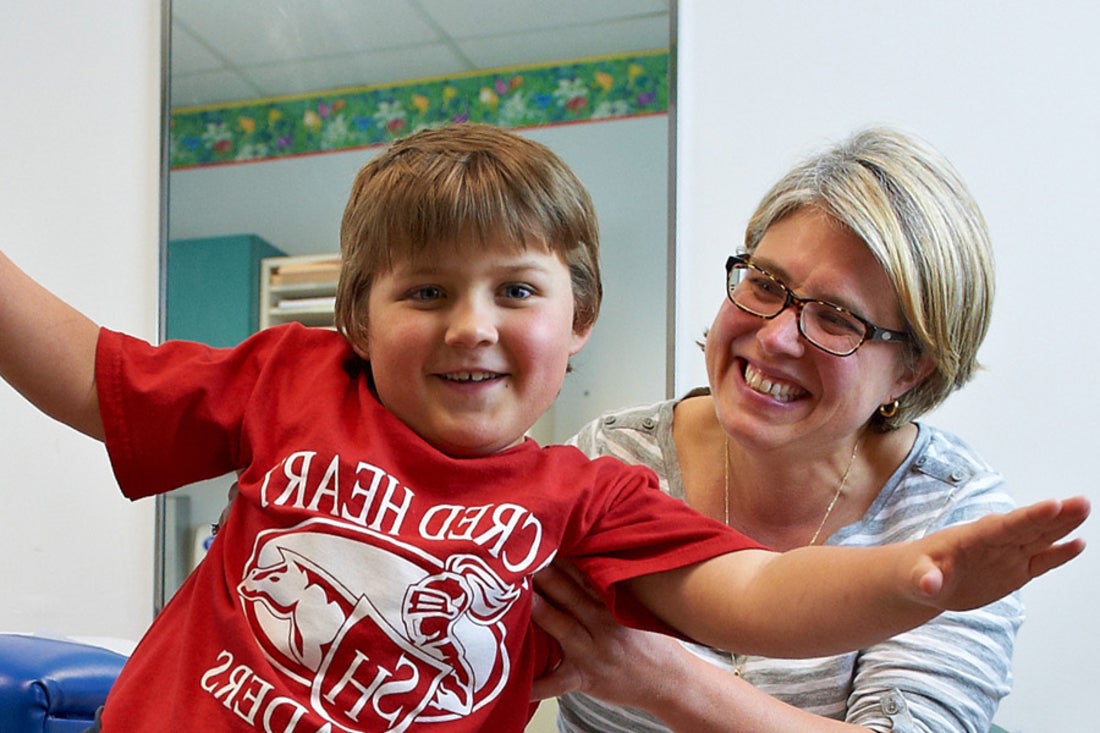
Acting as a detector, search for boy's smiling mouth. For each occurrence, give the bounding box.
[743,362,806,403]
[439,370,505,383]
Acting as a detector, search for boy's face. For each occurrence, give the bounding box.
[361,234,591,457]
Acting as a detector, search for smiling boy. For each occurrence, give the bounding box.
[360,233,585,457]
[0,123,1087,732]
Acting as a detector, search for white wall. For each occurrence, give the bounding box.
[675,1,1099,730]
[0,0,161,641]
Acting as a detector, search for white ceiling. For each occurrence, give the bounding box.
[170,0,670,109]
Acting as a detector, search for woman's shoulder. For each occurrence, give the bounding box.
[569,400,674,445]
[590,399,674,431]
[914,422,1014,515]
[910,423,1004,494]
[566,399,678,481]
[576,388,714,439]
[842,423,1012,543]
[915,422,995,468]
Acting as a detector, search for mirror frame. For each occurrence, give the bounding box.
[154,0,173,612]
[153,0,679,614]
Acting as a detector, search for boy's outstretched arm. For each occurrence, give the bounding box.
[629,496,1089,659]
[0,250,104,440]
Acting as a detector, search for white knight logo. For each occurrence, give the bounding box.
[238,519,517,731]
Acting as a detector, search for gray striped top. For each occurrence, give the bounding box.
[556,399,1022,733]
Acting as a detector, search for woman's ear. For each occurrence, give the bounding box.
[893,351,936,397]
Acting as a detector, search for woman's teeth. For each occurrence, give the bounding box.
[743,363,802,403]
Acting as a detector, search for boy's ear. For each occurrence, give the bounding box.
[569,324,594,356]
[351,340,370,361]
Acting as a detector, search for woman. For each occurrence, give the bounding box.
[532,128,1020,732]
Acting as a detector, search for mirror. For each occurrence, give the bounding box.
[158,0,675,608]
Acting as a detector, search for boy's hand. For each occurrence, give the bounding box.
[911,496,1090,609]
[626,495,1089,660]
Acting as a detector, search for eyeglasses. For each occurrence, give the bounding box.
[725,255,911,357]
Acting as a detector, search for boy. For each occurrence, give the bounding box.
[0,123,1087,732]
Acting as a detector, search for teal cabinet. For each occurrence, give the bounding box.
[166,234,285,346]
[158,233,284,612]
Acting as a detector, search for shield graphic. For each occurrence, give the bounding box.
[312,596,450,733]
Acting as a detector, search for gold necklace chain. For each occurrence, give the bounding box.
[721,434,862,677]
[722,434,863,545]
[809,434,862,546]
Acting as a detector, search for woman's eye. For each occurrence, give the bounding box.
[816,307,864,336]
[748,274,783,299]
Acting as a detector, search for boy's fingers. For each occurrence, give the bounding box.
[1044,497,1091,541]
[992,496,1089,550]
[1028,537,1087,579]
[915,562,944,600]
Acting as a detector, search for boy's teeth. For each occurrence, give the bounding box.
[448,371,496,382]
[743,364,801,403]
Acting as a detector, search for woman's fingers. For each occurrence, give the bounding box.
[530,595,582,700]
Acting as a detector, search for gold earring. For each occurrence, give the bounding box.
[878,399,899,418]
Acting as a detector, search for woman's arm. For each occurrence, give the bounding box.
[533,564,867,732]
[0,250,103,439]
[629,497,1087,659]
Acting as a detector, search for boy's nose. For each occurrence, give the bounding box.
[444,300,499,348]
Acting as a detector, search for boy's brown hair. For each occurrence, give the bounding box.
[335,123,602,354]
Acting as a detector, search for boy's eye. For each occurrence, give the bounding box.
[501,283,534,300]
[408,285,444,301]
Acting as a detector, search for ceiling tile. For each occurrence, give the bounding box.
[244,43,472,98]
[174,0,440,66]
[416,0,669,38]
[169,0,669,108]
[172,69,262,109]
[170,21,222,75]
[457,16,669,70]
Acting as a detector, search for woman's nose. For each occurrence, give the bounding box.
[755,305,805,356]
[445,298,499,348]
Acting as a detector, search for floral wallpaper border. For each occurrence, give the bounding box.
[170,50,668,169]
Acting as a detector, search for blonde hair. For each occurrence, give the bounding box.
[335,123,602,353]
[745,128,995,430]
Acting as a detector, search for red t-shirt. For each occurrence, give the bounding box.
[95,324,759,732]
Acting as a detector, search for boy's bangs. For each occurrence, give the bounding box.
[369,166,558,267]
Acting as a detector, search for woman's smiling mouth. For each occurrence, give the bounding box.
[743,362,806,403]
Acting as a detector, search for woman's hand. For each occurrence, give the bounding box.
[531,562,871,732]
[211,480,239,535]
[530,562,689,705]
